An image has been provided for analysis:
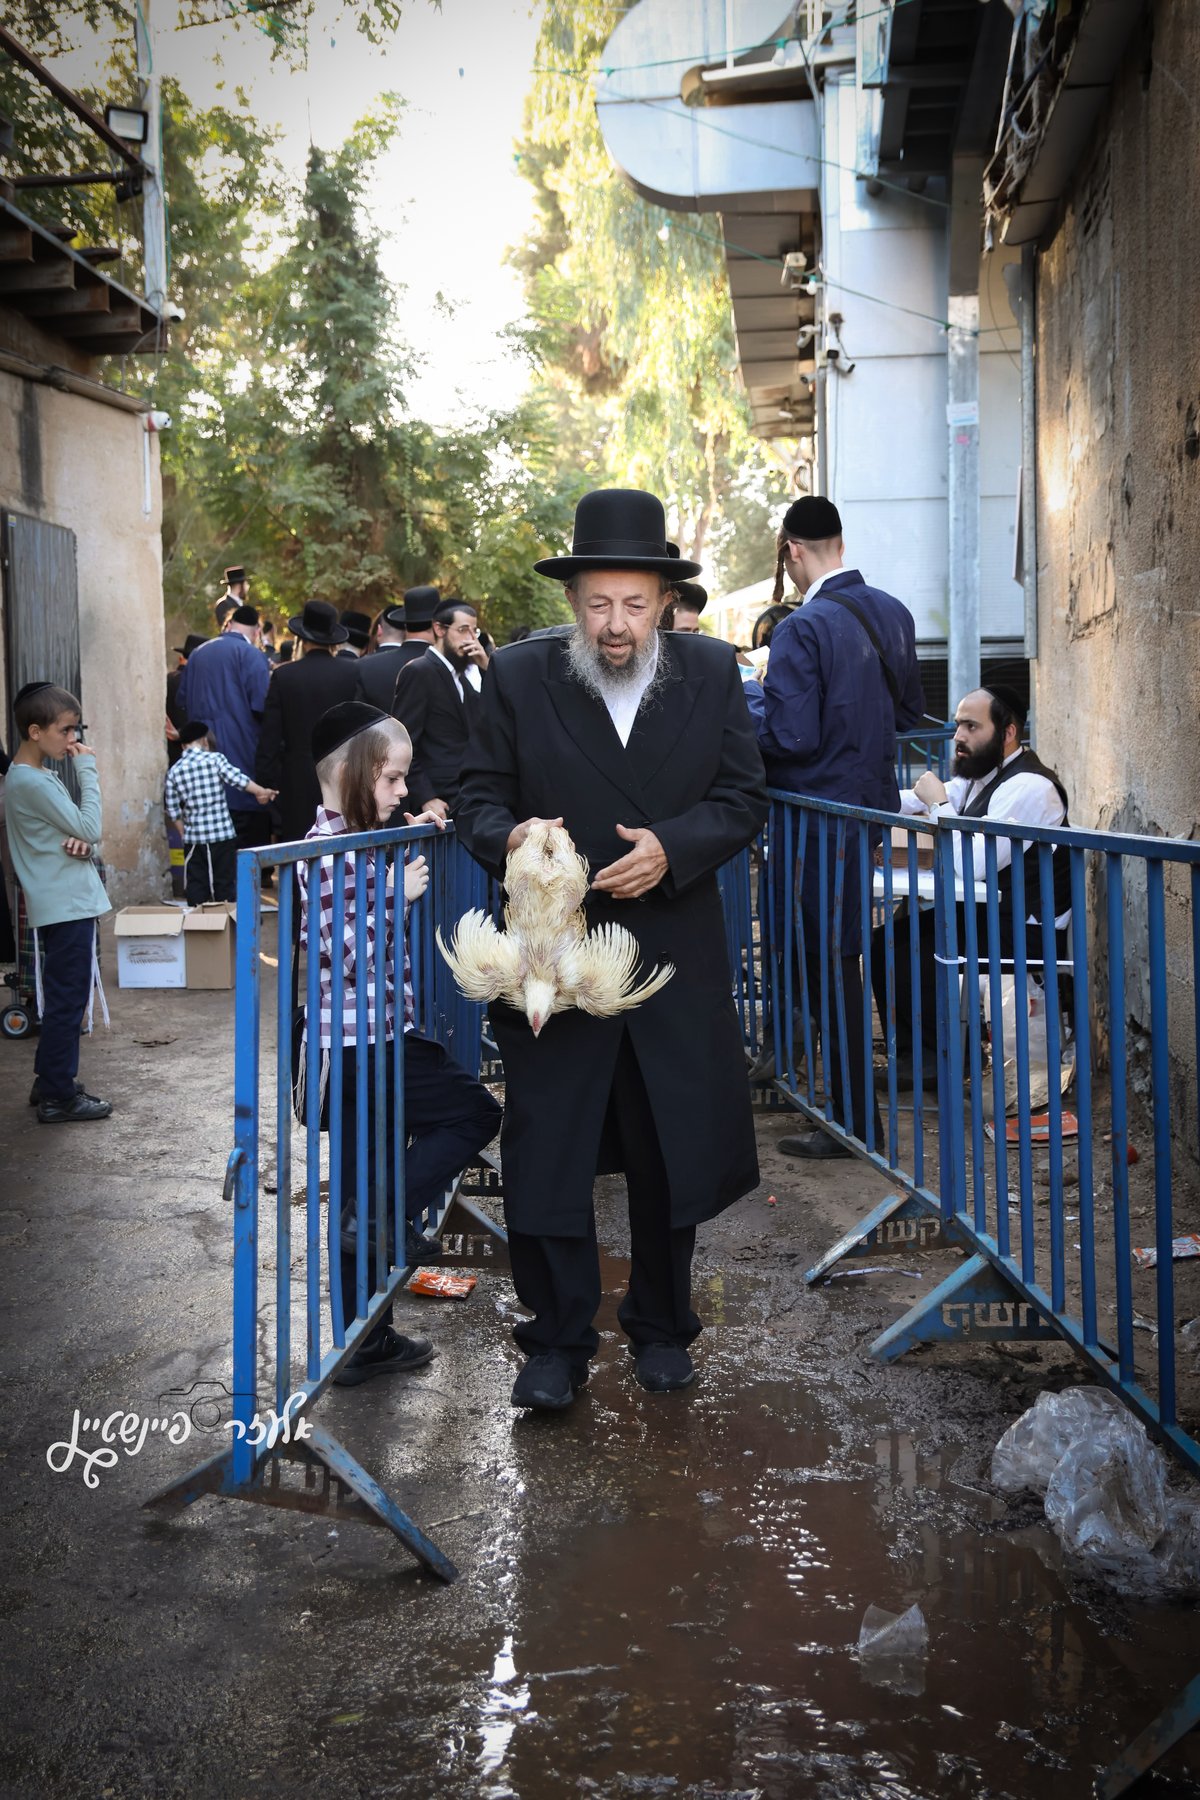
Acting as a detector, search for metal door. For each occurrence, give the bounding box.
[2,510,81,784]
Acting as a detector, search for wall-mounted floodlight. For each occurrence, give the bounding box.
[105,104,149,144]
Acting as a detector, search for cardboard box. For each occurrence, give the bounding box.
[889,825,936,871]
[113,902,236,990]
[114,904,187,988]
[184,902,236,990]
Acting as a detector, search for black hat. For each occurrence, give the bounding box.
[224,566,247,586]
[288,600,349,646]
[173,633,208,657]
[534,489,702,581]
[311,701,387,766]
[782,495,843,540]
[339,609,372,648]
[403,585,440,628]
[983,682,1028,731]
[179,720,211,745]
[671,581,707,613]
[230,604,260,627]
[381,603,407,630]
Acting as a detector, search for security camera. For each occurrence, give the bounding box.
[781,250,810,290]
[796,323,818,350]
[144,409,172,432]
[166,304,186,323]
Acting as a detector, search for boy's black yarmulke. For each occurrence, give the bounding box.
[311,701,387,766]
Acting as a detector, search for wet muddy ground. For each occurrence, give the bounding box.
[1,945,1199,1798]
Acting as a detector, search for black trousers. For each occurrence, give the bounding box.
[35,917,96,1102]
[184,838,237,904]
[805,950,882,1146]
[337,1034,502,1343]
[232,808,273,886]
[507,1031,701,1373]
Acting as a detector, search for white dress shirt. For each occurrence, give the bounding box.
[428,646,482,698]
[602,636,660,748]
[900,749,1069,921]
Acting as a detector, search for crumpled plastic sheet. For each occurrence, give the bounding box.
[857,1603,928,1695]
[991,1386,1200,1595]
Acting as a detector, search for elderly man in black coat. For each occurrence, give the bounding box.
[256,601,360,844]
[456,489,768,1412]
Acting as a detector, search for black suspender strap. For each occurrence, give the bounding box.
[823,591,901,707]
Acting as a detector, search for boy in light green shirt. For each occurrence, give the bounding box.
[5,682,113,1122]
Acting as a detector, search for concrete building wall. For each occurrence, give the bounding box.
[0,326,168,907]
[1033,0,1200,1134]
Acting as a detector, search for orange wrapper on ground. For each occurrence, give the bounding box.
[408,1269,477,1300]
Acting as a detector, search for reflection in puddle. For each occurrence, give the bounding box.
[352,1256,1200,1798]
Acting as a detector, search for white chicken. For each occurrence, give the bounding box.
[436,821,674,1037]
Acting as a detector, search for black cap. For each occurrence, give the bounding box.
[230,604,260,627]
[983,682,1028,731]
[179,720,211,745]
[13,681,54,707]
[782,495,842,540]
[311,701,388,766]
[433,598,476,626]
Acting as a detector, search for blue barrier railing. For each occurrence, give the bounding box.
[728,790,1200,1480]
[144,822,498,1580]
[896,719,956,787]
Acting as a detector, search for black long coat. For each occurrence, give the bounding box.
[392,649,480,813]
[353,644,409,712]
[256,650,360,844]
[455,631,769,1237]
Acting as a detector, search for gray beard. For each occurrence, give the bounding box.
[564,623,664,708]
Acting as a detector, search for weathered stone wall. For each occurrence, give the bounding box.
[0,340,167,907]
[1034,0,1200,1142]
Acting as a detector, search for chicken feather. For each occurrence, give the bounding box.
[437,821,674,1036]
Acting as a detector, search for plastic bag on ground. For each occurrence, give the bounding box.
[991,1386,1126,1494]
[1043,1412,1169,1565]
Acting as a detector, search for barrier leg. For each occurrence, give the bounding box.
[1094,1674,1200,1799]
[869,1252,1058,1362]
[144,1427,458,1583]
[804,1192,955,1285]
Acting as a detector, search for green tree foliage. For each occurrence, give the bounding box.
[513,0,792,591]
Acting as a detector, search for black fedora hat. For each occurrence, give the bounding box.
[403,585,440,628]
[173,632,209,657]
[671,581,707,613]
[339,609,373,648]
[288,600,349,646]
[534,489,702,581]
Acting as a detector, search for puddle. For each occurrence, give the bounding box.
[312,1256,1200,1799]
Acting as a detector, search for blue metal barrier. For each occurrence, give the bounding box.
[144,822,499,1580]
[896,719,956,787]
[727,790,1200,1480]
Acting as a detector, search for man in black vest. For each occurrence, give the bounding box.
[456,489,768,1411]
[391,600,486,819]
[872,683,1071,1082]
[353,602,410,710]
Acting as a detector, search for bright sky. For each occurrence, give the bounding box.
[53,0,545,426]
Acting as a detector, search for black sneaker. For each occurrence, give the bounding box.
[776,1130,852,1160]
[37,1092,112,1124]
[510,1351,588,1411]
[28,1078,86,1106]
[333,1327,434,1387]
[405,1230,444,1266]
[633,1343,696,1393]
